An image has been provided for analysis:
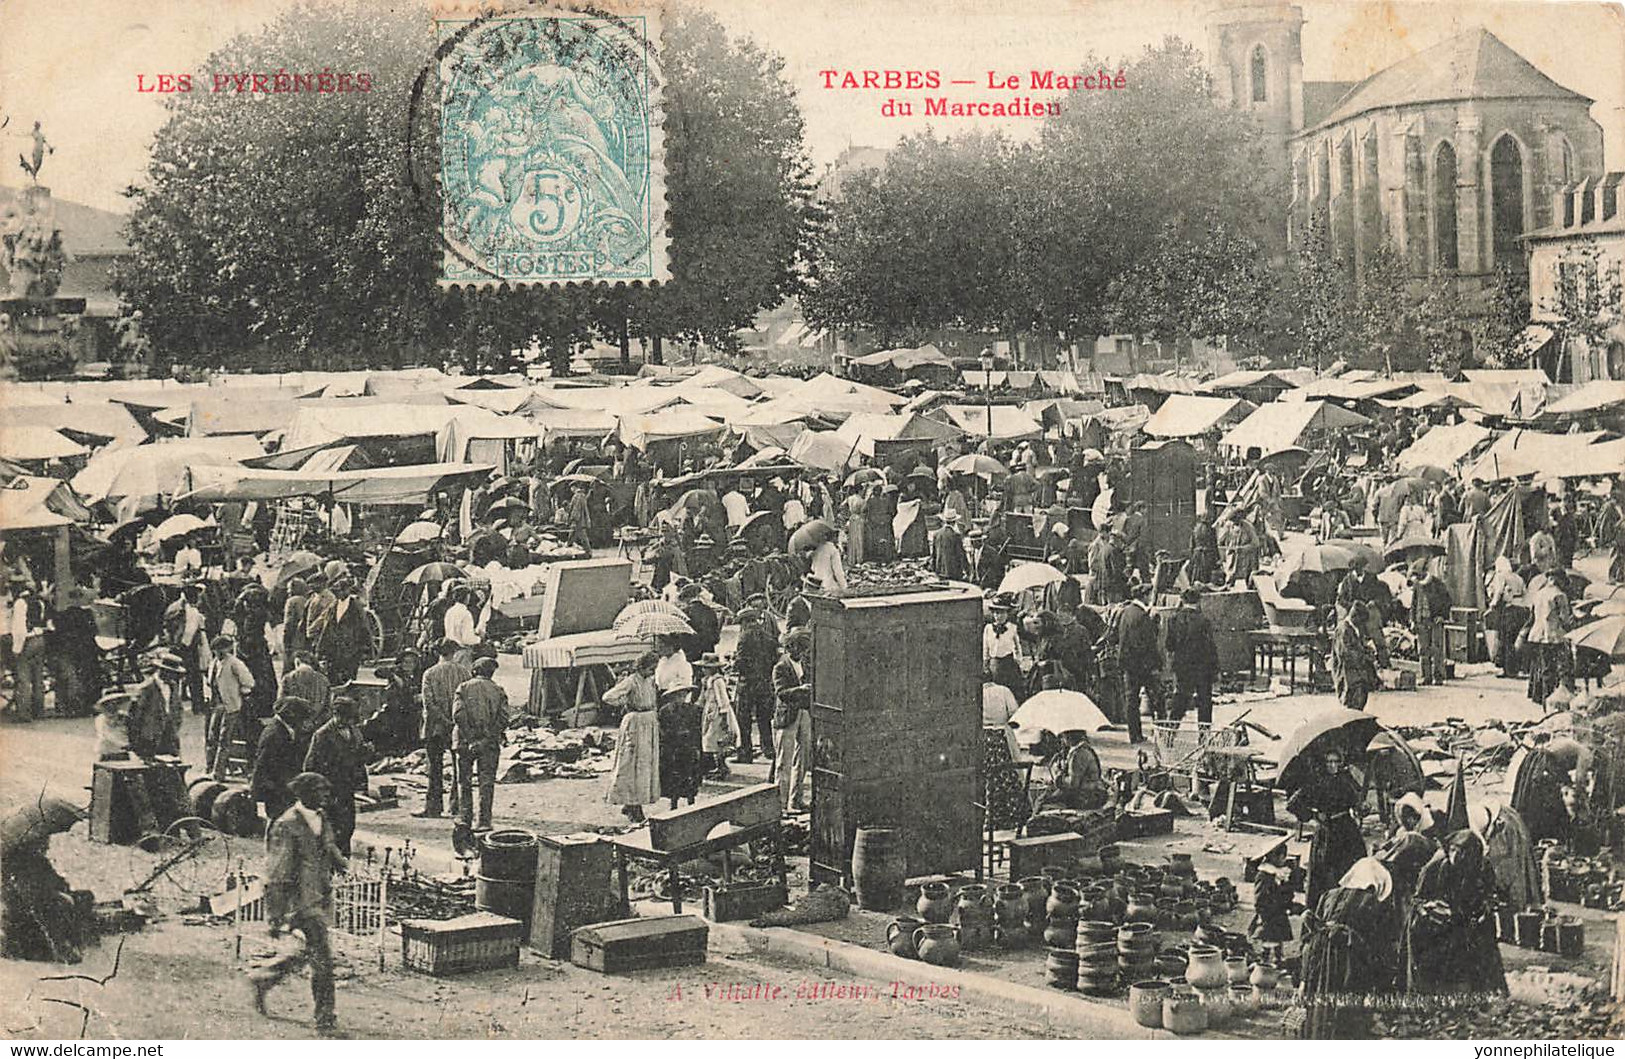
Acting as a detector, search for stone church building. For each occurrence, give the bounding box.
[1208,2,1605,288]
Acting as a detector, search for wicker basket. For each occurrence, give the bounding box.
[400,912,523,976]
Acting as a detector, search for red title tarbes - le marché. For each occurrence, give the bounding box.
[817,69,1126,91]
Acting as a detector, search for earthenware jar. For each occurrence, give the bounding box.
[1128,980,1170,1028]
[1043,918,1078,949]
[1185,946,1226,990]
[913,924,961,968]
[1163,988,1208,1035]
[1196,986,1230,1027]
[993,884,1027,940]
[1224,955,1249,985]
[1045,882,1081,921]
[1045,947,1079,990]
[953,889,995,951]
[886,915,925,959]
[916,881,952,924]
[1126,890,1156,923]
[1228,982,1255,1015]
[1016,876,1051,922]
[1167,852,1195,878]
[1249,962,1278,991]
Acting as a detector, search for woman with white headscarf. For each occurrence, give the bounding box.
[1404,819,1507,997]
[1484,555,1527,678]
[1296,856,1399,1039]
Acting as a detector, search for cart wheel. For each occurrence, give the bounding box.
[365,608,385,656]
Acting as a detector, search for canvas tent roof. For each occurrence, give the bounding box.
[618,409,725,451]
[1464,428,1612,482]
[850,344,952,371]
[530,407,618,441]
[1540,380,1625,417]
[0,475,91,532]
[436,411,540,463]
[1395,422,1496,470]
[4,401,146,444]
[1142,395,1256,438]
[935,404,1043,440]
[281,403,464,451]
[71,436,265,504]
[0,425,87,462]
[834,412,960,456]
[181,461,493,505]
[788,430,861,473]
[1219,401,1371,454]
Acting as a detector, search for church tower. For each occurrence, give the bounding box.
[1207,2,1305,174]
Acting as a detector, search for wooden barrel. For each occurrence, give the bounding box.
[188,780,228,822]
[851,827,906,911]
[476,829,539,929]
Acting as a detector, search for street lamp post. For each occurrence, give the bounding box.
[979,348,995,443]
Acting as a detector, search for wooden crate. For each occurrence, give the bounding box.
[400,912,524,976]
[702,881,788,923]
[530,832,620,959]
[1007,833,1082,880]
[808,588,983,887]
[570,915,708,973]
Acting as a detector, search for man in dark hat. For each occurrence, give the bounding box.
[280,651,332,727]
[731,594,777,764]
[772,629,814,813]
[252,695,312,824]
[1164,587,1219,724]
[165,582,211,714]
[785,575,816,631]
[303,696,369,855]
[315,577,370,684]
[679,581,720,662]
[417,639,469,818]
[932,509,968,581]
[1116,587,1161,742]
[1336,552,1391,667]
[453,656,510,831]
[252,772,346,1032]
[129,650,185,759]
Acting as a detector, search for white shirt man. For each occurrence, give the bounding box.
[808,539,847,595]
[443,600,479,648]
[982,621,1022,674]
[174,543,203,573]
[721,490,749,527]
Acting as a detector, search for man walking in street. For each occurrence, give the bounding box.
[1117,591,1162,743]
[279,651,331,727]
[304,695,369,855]
[208,634,255,780]
[417,639,469,818]
[453,656,510,831]
[251,772,347,1034]
[251,695,311,825]
[1410,559,1453,687]
[731,597,778,765]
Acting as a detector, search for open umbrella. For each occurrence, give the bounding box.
[396,521,443,544]
[1079,448,1105,463]
[843,468,884,489]
[1275,708,1383,792]
[999,562,1066,595]
[403,561,470,585]
[787,518,836,555]
[1279,541,1365,577]
[1258,446,1311,470]
[1412,465,1453,485]
[616,611,694,640]
[613,599,689,629]
[154,513,209,542]
[1010,689,1111,735]
[1384,533,1445,564]
[1321,538,1385,568]
[485,496,526,517]
[1566,615,1625,658]
[550,473,600,491]
[1582,582,1625,603]
[945,453,1007,478]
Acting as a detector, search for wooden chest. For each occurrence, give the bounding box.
[530,832,620,959]
[1006,833,1083,880]
[570,915,708,973]
[808,588,984,888]
[401,912,524,976]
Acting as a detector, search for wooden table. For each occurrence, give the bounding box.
[609,819,787,915]
[521,630,647,719]
[1247,628,1325,693]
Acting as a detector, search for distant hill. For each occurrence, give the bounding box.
[0,185,129,255]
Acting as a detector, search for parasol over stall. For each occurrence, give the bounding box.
[1010,689,1112,737]
[395,520,443,544]
[945,453,1008,478]
[1274,708,1384,792]
[403,561,471,585]
[484,496,527,517]
[787,518,836,556]
[1383,533,1445,565]
[1567,614,1625,658]
[612,599,689,629]
[843,468,885,489]
[615,611,694,640]
[1278,540,1378,577]
[999,561,1066,595]
[154,513,211,542]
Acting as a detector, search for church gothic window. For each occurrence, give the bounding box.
[1250,45,1268,103]
[1490,135,1526,271]
[1433,141,1459,272]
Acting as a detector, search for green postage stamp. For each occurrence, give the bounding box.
[436,5,668,287]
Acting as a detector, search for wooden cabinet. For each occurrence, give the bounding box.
[807,587,983,886]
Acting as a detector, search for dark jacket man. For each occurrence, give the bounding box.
[1163,591,1219,724]
[251,700,309,823]
[932,513,968,581]
[303,698,369,855]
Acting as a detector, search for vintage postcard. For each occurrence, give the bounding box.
[1,0,1623,1047]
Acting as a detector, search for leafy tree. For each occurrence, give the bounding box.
[1534,238,1621,380]
[1103,213,1272,348]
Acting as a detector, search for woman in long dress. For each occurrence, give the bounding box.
[843,488,868,567]
[1404,827,1507,998]
[604,651,661,822]
[1286,749,1367,912]
[658,684,704,809]
[1297,858,1401,1039]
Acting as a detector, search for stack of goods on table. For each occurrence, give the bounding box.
[844,559,947,596]
[368,726,616,787]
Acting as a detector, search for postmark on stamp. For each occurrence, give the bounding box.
[436,5,667,287]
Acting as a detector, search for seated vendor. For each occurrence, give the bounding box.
[1036,728,1110,812]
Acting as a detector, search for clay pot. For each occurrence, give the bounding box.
[1163,989,1208,1035]
[1228,982,1256,1016]
[1248,962,1278,991]
[1167,852,1196,878]
[953,891,996,952]
[886,915,925,959]
[1043,919,1078,949]
[1045,883,1081,921]
[1045,947,1080,990]
[916,881,952,924]
[1125,890,1157,923]
[1016,876,1051,921]
[1174,900,1199,931]
[1154,897,1178,929]
[1076,920,1115,944]
[1185,946,1227,990]
[1224,956,1249,985]
[994,883,1027,934]
[1129,980,1170,1029]
[1098,843,1121,868]
[1041,865,1072,885]
[1118,921,1154,947]
[913,924,961,968]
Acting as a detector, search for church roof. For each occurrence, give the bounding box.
[1301,28,1590,135]
[1302,81,1357,128]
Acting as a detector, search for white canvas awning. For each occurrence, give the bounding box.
[1219,401,1370,454]
[181,462,494,505]
[1142,395,1256,438]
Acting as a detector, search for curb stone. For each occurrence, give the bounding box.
[708,921,1176,1039]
